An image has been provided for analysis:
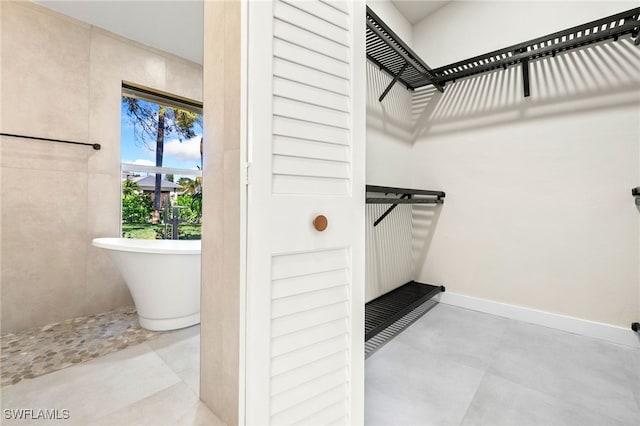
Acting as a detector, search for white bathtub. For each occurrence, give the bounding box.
[92,238,201,331]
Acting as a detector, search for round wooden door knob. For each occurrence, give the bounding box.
[313,215,328,232]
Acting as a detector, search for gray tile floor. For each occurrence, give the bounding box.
[1,325,223,426]
[2,304,638,426]
[366,303,640,426]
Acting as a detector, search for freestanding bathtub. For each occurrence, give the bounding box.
[92,237,201,331]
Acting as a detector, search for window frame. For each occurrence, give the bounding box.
[120,83,204,237]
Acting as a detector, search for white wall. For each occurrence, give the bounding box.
[367,0,413,47]
[412,1,638,68]
[409,1,640,327]
[365,1,418,300]
[366,0,414,188]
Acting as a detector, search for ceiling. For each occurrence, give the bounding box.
[390,0,450,24]
[33,0,203,64]
[33,0,449,64]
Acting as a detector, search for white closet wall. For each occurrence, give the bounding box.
[365,1,418,301]
[409,1,640,328]
[366,1,414,188]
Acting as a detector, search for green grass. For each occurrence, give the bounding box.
[122,223,201,240]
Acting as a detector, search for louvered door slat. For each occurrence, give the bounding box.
[246,0,363,423]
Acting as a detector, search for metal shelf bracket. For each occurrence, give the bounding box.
[366,185,446,227]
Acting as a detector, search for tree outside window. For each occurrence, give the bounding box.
[120,87,203,240]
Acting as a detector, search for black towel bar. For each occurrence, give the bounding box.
[1,132,101,150]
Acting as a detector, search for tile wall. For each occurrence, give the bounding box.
[0,1,203,332]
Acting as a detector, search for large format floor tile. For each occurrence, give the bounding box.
[92,382,223,426]
[633,348,640,412]
[392,302,514,370]
[1,343,181,424]
[147,325,201,395]
[92,382,200,426]
[0,325,219,426]
[2,304,637,426]
[461,373,628,426]
[366,338,486,426]
[487,321,640,424]
[365,303,640,426]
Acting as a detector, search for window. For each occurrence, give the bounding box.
[120,84,203,240]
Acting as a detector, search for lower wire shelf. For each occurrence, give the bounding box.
[365,281,445,342]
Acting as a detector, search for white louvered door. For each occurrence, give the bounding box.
[244,0,365,424]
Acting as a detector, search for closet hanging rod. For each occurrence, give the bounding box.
[430,7,640,97]
[366,198,443,204]
[0,132,101,150]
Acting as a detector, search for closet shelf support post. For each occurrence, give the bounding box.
[373,194,410,227]
[522,57,531,98]
[379,62,409,102]
[366,185,446,226]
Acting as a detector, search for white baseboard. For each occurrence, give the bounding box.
[434,291,640,349]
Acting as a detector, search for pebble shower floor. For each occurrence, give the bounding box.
[0,306,171,386]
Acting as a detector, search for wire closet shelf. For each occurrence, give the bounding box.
[367,7,640,98]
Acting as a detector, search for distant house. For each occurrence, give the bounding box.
[124,174,181,208]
